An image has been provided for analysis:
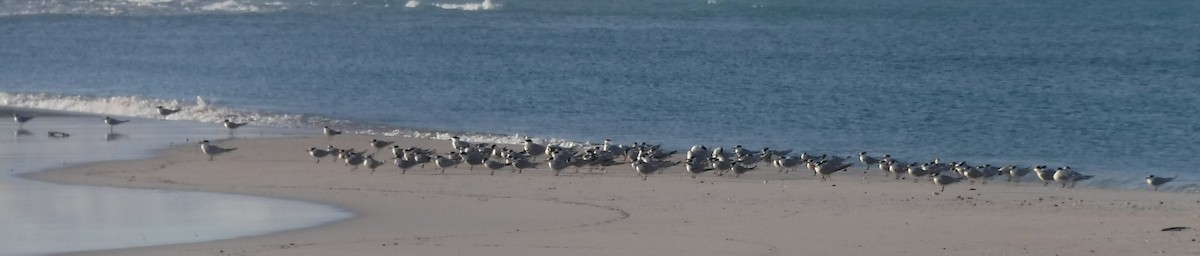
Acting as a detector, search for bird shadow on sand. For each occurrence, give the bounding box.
[104,132,128,142]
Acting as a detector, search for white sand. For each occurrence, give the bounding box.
[27,135,1200,255]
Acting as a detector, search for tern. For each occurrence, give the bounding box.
[731,162,756,178]
[521,139,546,160]
[774,156,803,173]
[155,106,181,118]
[1003,166,1030,183]
[933,174,962,192]
[199,140,237,161]
[344,152,365,171]
[434,155,459,174]
[859,152,879,170]
[907,164,928,182]
[1146,175,1176,191]
[1033,166,1055,186]
[362,155,385,173]
[1053,166,1091,188]
[547,156,570,176]
[323,126,342,137]
[508,156,538,174]
[450,136,470,151]
[483,157,509,175]
[887,161,907,179]
[223,119,248,133]
[815,160,853,182]
[103,116,129,132]
[369,139,394,153]
[394,158,419,174]
[13,114,33,128]
[308,147,332,163]
[685,158,713,178]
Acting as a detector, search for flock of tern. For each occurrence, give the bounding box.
[301,126,1180,191]
[7,110,1182,192]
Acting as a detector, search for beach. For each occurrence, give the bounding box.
[25,134,1200,256]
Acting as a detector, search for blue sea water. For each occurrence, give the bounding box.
[2,0,1199,191]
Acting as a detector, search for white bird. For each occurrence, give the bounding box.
[344,152,365,171]
[434,155,459,174]
[323,126,342,137]
[369,139,394,153]
[103,116,129,132]
[1003,166,1030,183]
[961,166,984,184]
[933,174,962,192]
[887,161,907,179]
[815,160,853,182]
[155,106,181,118]
[13,113,34,128]
[523,139,546,160]
[483,158,509,175]
[461,149,486,170]
[631,160,678,180]
[859,152,879,170]
[199,140,237,161]
[394,158,419,174]
[1053,166,1091,188]
[685,158,713,178]
[450,136,470,151]
[907,164,928,182]
[308,147,332,163]
[223,119,248,130]
[731,162,756,178]
[508,156,538,174]
[547,156,570,176]
[1146,175,1176,191]
[774,156,802,173]
[1033,166,1055,186]
[362,155,385,173]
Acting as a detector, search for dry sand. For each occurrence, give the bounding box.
[26,135,1200,256]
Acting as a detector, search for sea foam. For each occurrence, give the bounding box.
[0,92,586,148]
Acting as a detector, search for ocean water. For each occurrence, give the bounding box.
[2,0,1199,191]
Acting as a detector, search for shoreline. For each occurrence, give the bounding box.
[23,134,1200,255]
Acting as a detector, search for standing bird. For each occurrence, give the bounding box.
[103,116,129,132]
[685,158,713,178]
[932,174,962,192]
[1053,166,1091,188]
[223,119,248,134]
[13,114,34,128]
[523,139,546,160]
[859,152,879,171]
[508,156,538,174]
[907,164,928,182]
[815,160,853,182]
[483,157,509,175]
[1146,175,1176,191]
[199,140,237,161]
[308,147,332,163]
[395,158,419,174]
[1033,166,1055,186]
[369,139,394,153]
[731,162,756,178]
[547,156,570,176]
[433,155,459,174]
[361,155,385,173]
[155,106,181,118]
[323,126,342,138]
[343,152,365,171]
[450,136,470,151]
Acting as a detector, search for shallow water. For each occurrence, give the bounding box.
[0,110,351,256]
